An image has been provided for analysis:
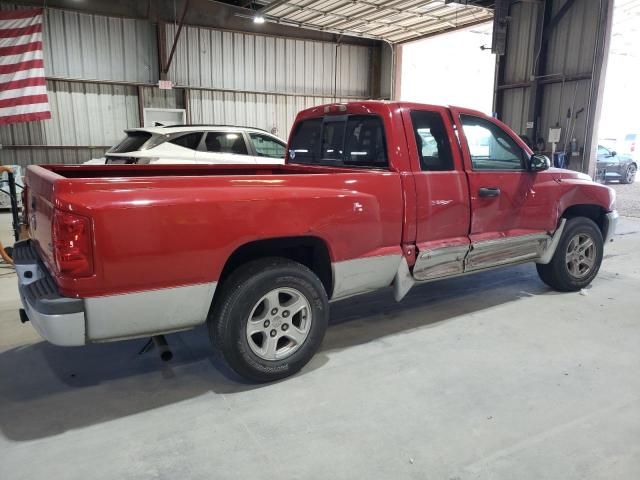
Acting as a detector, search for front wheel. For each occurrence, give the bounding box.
[209,257,329,382]
[621,164,637,184]
[536,217,604,292]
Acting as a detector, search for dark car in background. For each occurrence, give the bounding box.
[596,145,637,184]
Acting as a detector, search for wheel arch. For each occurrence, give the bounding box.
[216,236,333,298]
[560,204,608,236]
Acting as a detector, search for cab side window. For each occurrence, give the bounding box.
[410,110,454,171]
[460,115,525,170]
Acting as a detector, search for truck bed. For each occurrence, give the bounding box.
[25,163,405,300]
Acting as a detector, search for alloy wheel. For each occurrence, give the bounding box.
[246,287,312,361]
[565,233,596,280]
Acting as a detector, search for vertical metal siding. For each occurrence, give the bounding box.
[166,24,372,98]
[42,7,157,83]
[0,148,111,167]
[141,87,185,109]
[502,87,531,136]
[546,0,599,77]
[188,91,353,140]
[0,81,139,165]
[499,0,601,141]
[503,2,538,85]
[380,43,392,99]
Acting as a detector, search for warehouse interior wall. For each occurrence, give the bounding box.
[494,0,614,175]
[0,3,378,166]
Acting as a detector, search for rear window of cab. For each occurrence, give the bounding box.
[288,115,388,169]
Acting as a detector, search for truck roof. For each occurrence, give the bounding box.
[293,100,487,121]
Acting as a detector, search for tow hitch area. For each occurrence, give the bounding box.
[139,334,173,362]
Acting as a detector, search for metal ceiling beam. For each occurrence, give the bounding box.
[257,0,494,43]
[163,0,191,74]
[259,0,291,13]
[395,15,492,43]
[313,1,460,34]
[266,2,425,37]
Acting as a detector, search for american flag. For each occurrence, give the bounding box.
[0,8,51,125]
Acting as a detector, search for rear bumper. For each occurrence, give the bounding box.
[603,210,619,244]
[14,240,86,346]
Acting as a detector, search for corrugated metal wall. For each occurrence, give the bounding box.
[498,1,538,135]
[1,81,139,166]
[166,24,371,98]
[188,90,354,139]
[0,4,373,166]
[44,8,158,83]
[496,0,608,173]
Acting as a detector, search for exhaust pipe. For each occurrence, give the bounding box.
[152,335,173,362]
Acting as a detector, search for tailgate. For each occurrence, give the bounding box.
[24,165,61,270]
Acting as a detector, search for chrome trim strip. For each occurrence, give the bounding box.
[465,233,550,272]
[85,282,217,341]
[331,254,402,301]
[413,244,469,281]
[536,218,566,264]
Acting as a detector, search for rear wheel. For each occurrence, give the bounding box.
[536,217,603,292]
[621,164,637,184]
[209,257,329,382]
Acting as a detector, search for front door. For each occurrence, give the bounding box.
[451,108,556,271]
[401,105,471,281]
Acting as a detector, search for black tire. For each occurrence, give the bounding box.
[536,217,603,292]
[620,164,637,184]
[209,257,329,382]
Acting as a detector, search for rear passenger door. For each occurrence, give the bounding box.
[401,106,471,281]
[195,131,256,164]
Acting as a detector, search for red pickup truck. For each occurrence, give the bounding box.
[17,101,617,382]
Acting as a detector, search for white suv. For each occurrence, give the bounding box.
[86,126,286,165]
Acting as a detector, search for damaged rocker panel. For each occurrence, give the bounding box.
[393,224,566,301]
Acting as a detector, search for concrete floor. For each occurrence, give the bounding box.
[0,212,639,480]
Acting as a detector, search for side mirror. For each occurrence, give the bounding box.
[528,153,551,172]
[610,150,617,157]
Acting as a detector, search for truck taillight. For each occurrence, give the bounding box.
[52,210,93,277]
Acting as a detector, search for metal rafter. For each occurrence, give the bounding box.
[265,2,427,37]
[257,0,493,43]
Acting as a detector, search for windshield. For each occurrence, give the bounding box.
[108,131,153,153]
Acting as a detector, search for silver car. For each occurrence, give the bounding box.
[596,145,637,184]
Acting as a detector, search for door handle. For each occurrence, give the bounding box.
[478,187,501,198]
